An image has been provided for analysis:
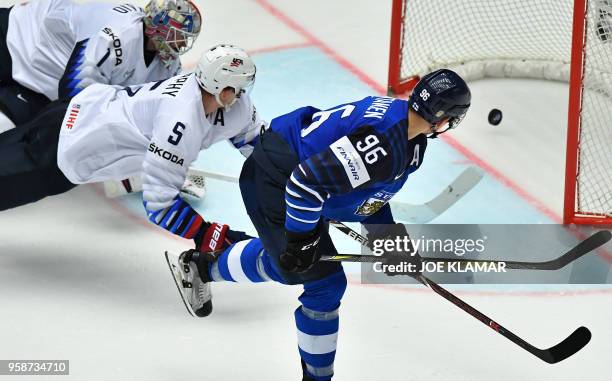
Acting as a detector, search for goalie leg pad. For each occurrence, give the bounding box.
[103,168,205,199]
[103,176,142,198]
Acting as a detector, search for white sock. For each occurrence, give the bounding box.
[0,111,16,133]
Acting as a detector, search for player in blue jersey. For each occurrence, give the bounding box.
[166,69,471,380]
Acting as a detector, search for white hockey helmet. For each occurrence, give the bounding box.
[194,44,256,109]
[144,0,202,65]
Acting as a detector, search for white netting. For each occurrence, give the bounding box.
[577,1,612,218]
[181,171,206,199]
[396,0,612,219]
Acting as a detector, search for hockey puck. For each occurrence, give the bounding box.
[488,109,502,125]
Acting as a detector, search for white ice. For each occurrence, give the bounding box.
[0,1,611,380]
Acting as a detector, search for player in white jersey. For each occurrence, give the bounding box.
[0,45,261,316]
[0,0,201,132]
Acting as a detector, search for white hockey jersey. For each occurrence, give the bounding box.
[57,73,264,211]
[7,0,180,100]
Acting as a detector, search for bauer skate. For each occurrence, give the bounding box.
[165,250,213,317]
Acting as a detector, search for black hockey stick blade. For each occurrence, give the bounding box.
[538,230,612,270]
[421,275,591,364]
[535,326,591,364]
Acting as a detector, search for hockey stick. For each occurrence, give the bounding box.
[390,166,484,223]
[197,166,483,223]
[325,220,594,363]
[189,168,242,184]
[417,276,591,364]
[323,223,611,270]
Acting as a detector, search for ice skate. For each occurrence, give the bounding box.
[165,250,213,318]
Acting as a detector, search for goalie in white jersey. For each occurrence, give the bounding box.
[0,44,261,281]
[0,0,201,132]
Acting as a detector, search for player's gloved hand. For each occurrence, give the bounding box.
[186,222,251,285]
[280,224,322,273]
[194,222,252,260]
[368,223,422,277]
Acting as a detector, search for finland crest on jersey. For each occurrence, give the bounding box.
[355,191,395,216]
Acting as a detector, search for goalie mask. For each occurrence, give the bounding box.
[194,44,256,111]
[144,0,202,65]
[408,69,471,139]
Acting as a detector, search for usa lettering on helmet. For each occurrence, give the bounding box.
[144,0,202,65]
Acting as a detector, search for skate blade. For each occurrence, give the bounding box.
[164,251,197,318]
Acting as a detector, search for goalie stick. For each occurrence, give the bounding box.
[325,220,598,363]
[324,222,612,271]
[198,166,484,223]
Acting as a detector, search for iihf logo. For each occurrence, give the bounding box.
[65,104,81,130]
[230,58,244,67]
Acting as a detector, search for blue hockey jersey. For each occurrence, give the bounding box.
[270,96,428,233]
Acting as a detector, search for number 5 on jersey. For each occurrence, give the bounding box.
[168,122,185,145]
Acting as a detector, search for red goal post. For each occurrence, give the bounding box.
[388,0,612,225]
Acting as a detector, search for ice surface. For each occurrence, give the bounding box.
[0,1,610,380]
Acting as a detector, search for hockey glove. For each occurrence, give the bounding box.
[368,223,422,277]
[194,222,252,260]
[280,224,323,273]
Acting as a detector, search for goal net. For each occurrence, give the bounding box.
[388,0,612,224]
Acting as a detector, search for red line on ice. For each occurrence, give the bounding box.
[253,0,386,94]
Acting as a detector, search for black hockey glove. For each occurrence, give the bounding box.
[367,223,422,277]
[280,224,323,273]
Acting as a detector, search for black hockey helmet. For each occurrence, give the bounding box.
[408,69,471,138]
